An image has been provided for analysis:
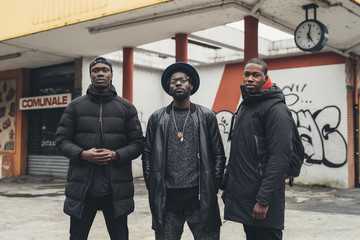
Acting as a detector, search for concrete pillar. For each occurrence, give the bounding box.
[244,16,259,63]
[175,33,188,62]
[212,16,259,114]
[123,47,133,103]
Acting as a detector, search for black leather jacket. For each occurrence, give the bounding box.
[142,102,226,231]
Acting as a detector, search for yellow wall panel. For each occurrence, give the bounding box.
[0,0,171,41]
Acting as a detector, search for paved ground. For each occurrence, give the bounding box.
[1,176,360,240]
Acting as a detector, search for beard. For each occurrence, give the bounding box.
[170,87,191,100]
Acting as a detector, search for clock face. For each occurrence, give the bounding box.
[294,19,328,52]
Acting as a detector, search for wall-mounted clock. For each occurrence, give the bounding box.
[294,19,328,52]
[294,3,329,53]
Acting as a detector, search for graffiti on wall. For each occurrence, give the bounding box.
[283,84,347,168]
[0,79,16,151]
[292,107,347,168]
[216,110,233,158]
[215,83,347,169]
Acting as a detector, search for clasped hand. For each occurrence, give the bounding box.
[82,148,115,165]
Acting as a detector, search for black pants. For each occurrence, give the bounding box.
[70,195,128,240]
[243,225,282,240]
[155,208,219,240]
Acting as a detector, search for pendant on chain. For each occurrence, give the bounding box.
[178,132,184,142]
[172,104,189,143]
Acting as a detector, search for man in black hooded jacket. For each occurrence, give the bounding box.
[55,57,144,240]
[222,58,293,240]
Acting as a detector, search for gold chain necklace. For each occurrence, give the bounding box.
[172,104,190,142]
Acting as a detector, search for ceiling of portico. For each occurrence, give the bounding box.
[0,0,359,71]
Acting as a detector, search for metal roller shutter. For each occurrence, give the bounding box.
[27,63,74,178]
[28,155,68,177]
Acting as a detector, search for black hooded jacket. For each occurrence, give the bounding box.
[142,102,226,231]
[223,84,292,230]
[55,85,144,219]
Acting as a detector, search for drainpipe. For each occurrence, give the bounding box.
[352,56,359,187]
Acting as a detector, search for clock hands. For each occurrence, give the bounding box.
[307,24,314,43]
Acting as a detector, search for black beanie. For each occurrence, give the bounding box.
[89,57,113,74]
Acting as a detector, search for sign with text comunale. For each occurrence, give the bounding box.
[19,94,71,110]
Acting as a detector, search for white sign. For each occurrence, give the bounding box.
[19,93,71,110]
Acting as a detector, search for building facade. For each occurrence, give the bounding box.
[0,0,359,188]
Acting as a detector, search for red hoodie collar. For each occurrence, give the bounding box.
[260,76,274,90]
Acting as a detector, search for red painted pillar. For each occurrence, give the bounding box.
[175,33,188,62]
[244,16,259,63]
[212,16,259,113]
[123,47,133,102]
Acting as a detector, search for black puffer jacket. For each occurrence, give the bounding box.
[55,85,144,219]
[223,85,292,230]
[142,103,226,231]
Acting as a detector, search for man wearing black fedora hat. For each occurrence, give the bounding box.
[142,62,226,239]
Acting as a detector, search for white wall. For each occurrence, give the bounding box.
[191,64,225,109]
[132,66,167,176]
[271,64,348,187]
[82,58,349,187]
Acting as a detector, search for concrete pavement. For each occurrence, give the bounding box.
[1,176,360,240]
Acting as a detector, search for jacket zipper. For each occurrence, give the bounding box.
[254,135,263,178]
[99,97,105,145]
[191,109,201,200]
[189,105,201,200]
[99,97,112,185]
[80,97,105,218]
[198,149,201,200]
[162,112,170,216]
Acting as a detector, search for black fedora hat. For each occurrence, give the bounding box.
[161,62,200,95]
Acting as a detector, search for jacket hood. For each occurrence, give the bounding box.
[240,84,285,104]
[86,84,117,102]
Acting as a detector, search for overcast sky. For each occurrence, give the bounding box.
[226,20,293,41]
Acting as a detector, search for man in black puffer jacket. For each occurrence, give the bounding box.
[222,58,293,240]
[142,62,226,240]
[55,57,144,240]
